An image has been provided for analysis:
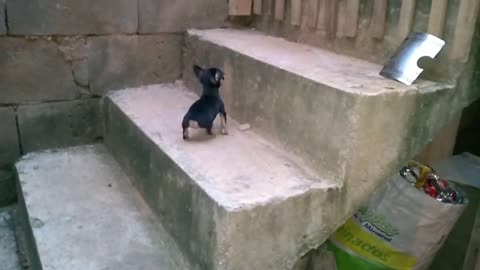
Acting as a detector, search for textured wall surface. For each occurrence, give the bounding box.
[0,0,228,170]
[0,0,227,209]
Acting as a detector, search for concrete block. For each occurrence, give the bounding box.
[6,0,137,35]
[0,38,81,104]
[88,35,182,95]
[0,0,6,35]
[72,60,89,87]
[17,99,103,153]
[184,29,478,219]
[138,0,228,33]
[56,36,88,61]
[0,170,16,207]
[0,107,20,168]
[15,144,190,270]
[104,84,341,270]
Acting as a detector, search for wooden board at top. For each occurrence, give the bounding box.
[397,0,416,42]
[449,0,480,62]
[253,0,263,15]
[275,0,286,20]
[306,0,320,28]
[324,0,338,38]
[316,0,328,31]
[229,0,253,16]
[343,0,360,37]
[291,0,302,25]
[370,0,388,39]
[427,0,448,37]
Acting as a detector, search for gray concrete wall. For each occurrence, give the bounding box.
[0,0,229,172]
[0,0,228,206]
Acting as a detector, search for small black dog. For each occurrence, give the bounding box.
[182,65,228,140]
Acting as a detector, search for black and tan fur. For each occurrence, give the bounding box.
[182,65,228,140]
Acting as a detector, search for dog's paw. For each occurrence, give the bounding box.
[221,128,229,135]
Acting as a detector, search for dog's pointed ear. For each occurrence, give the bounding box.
[193,65,204,79]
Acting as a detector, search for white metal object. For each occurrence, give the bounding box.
[380,32,445,85]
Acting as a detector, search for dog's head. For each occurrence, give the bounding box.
[193,65,224,88]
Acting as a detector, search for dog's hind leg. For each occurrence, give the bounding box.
[206,126,213,135]
[182,118,190,140]
[220,105,228,135]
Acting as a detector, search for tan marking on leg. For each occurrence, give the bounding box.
[189,120,199,128]
[220,114,228,135]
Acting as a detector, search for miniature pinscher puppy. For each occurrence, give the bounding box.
[182,65,228,140]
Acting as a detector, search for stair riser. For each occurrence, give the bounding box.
[184,34,356,182]
[15,174,43,270]
[183,31,479,224]
[104,96,344,270]
[104,99,217,270]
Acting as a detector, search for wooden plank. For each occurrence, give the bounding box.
[275,0,286,20]
[370,0,388,39]
[397,0,416,42]
[344,0,360,37]
[264,0,274,16]
[229,0,253,16]
[316,0,328,31]
[336,0,347,37]
[325,0,338,37]
[253,0,263,15]
[427,0,448,37]
[291,0,302,25]
[306,0,320,27]
[450,0,480,62]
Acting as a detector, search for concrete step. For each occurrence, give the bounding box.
[14,144,190,270]
[103,83,341,270]
[0,207,21,270]
[183,28,475,220]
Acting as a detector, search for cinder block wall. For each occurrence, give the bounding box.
[0,0,229,171]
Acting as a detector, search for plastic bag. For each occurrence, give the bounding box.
[324,162,467,270]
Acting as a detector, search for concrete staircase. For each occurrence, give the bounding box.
[14,28,478,270]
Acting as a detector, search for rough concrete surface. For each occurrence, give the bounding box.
[15,144,190,270]
[17,99,102,153]
[0,0,6,35]
[88,35,182,95]
[138,0,228,33]
[0,107,20,168]
[0,38,81,104]
[183,28,480,221]
[0,208,21,270]
[6,0,137,35]
[105,83,341,270]
[187,29,442,95]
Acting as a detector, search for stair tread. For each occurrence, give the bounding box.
[108,83,337,210]
[15,144,188,270]
[188,28,449,94]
